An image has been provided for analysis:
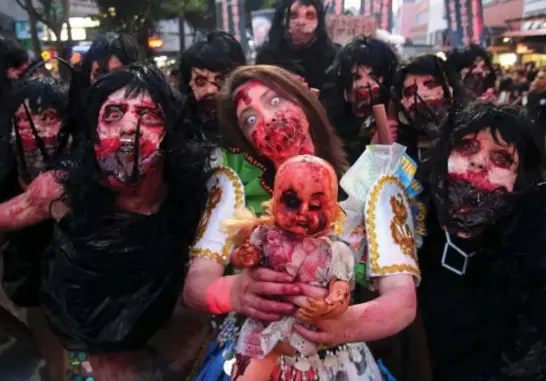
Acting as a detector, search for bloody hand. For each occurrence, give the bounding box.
[231,240,261,269]
[296,279,350,322]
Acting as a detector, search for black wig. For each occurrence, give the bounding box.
[179,31,246,92]
[424,103,544,237]
[255,0,338,90]
[0,76,68,186]
[46,65,213,350]
[80,33,142,88]
[392,54,465,159]
[446,44,496,95]
[0,37,28,93]
[265,0,331,49]
[427,102,544,192]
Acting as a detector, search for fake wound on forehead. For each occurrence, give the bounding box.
[234,81,263,106]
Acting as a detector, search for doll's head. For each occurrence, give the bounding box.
[272,155,338,235]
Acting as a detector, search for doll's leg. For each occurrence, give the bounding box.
[231,352,280,381]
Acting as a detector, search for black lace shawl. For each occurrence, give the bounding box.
[418,184,546,381]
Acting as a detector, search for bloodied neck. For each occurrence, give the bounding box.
[12,100,62,184]
[286,1,318,48]
[273,157,338,236]
[345,66,382,119]
[94,87,165,192]
[400,73,452,137]
[234,80,315,168]
[440,128,519,238]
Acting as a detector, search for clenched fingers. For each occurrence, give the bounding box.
[249,268,294,283]
[248,281,301,296]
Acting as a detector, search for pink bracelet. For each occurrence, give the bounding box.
[205,276,235,315]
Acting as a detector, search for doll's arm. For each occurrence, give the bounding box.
[297,240,355,322]
[231,225,266,269]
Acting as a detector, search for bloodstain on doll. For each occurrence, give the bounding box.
[225,155,355,381]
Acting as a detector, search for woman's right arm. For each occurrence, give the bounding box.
[0,171,62,230]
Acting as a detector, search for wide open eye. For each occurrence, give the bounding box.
[270,97,280,107]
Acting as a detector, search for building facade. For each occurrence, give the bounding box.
[409,0,429,43]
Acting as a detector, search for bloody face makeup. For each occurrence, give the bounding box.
[90,56,124,83]
[11,101,62,181]
[234,80,315,168]
[286,1,318,48]
[345,65,382,118]
[94,88,165,188]
[437,128,519,238]
[189,68,225,123]
[273,155,338,235]
[399,74,451,136]
[461,57,490,97]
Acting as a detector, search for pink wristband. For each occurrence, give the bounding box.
[205,276,235,315]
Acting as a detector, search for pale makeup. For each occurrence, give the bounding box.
[401,74,448,109]
[447,128,519,192]
[90,56,124,83]
[189,68,225,101]
[344,66,381,101]
[287,1,318,46]
[95,88,165,185]
[12,101,62,146]
[460,57,490,78]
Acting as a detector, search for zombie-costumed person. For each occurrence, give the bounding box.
[67,33,142,148]
[0,65,213,380]
[255,0,338,91]
[184,65,420,380]
[391,54,464,162]
[0,76,67,361]
[0,37,29,98]
[180,31,246,139]
[416,102,546,380]
[446,44,496,101]
[321,36,399,164]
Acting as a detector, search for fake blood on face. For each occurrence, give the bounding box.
[94,88,165,187]
[273,157,338,236]
[234,81,315,167]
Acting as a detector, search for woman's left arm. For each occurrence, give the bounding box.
[294,274,416,346]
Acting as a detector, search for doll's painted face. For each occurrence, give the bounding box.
[439,128,519,237]
[345,65,382,118]
[90,56,124,83]
[94,88,165,189]
[234,80,315,167]
[11,100,62,181]
[461,57,490,96]
[273,155,338,236]
[286,1,318,47]
[399,73,452,136]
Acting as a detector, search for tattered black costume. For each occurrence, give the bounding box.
[42,66,212,353]
[417,103,546,380]
[255,0,338,90]
[0,77,68,307]
[391,54,464,161]
[321,36,398,164]
[180,31,246,140]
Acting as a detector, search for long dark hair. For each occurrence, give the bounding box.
[179,31,246,93]
[57,64,212,252]
[218,65,348,183]
[0,76,68,187]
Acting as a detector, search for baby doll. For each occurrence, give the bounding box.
[227,155,355,381]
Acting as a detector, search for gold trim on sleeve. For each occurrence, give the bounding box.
[190,167,245,265]
[366,175,421,278]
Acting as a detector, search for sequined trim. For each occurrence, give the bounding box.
[190,167,245,264]
[194,184,223,243]
[366,175,421,277]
